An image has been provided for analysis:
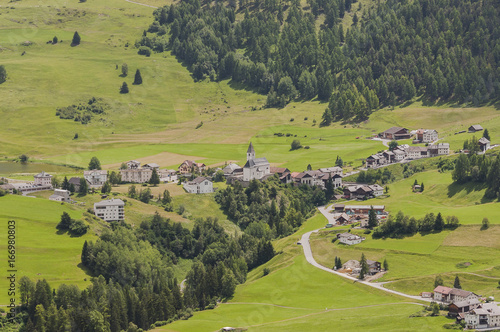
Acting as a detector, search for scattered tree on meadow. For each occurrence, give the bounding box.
[454,275,462,289]
[359,253,368,279]
[139,188,152,203]
[290,139,302,151]
[62,177,70,191]
[133,69,143,85]
[483,129,490,141]
[52,36,58,44]
[101,181,111,194]
[19,154,29,163]
[88,156,101,170]
[71,31,81,46]
[335,155,343,167]
[431,303,440,316]
[128,184,137,199]
[434,275,444,287]
[121,63,128,77]
[481,217,490,230]
[0,65,6,84]
[383,259,388,271]
[120,82,129,94]
[434,213,444,231]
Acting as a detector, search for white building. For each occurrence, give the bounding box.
[417,129,438,143]
[34,171,52,186]
[407,146,429,159]
[159,169,177,183]
[94,199,125,222]
[465,303,500,329]
[49,189,71,202]
[337,233,365,245]
[318,166,343,177]
[120,161,160,183]
[183,177,214,194]
[84,170,108,188]
[243,143,271,182]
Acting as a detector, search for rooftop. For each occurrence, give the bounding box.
[94,198,125,207]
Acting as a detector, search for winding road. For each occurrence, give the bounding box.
[300,229,435,303]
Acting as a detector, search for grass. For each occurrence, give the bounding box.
[157,213,449,332]
[0,195,96,305]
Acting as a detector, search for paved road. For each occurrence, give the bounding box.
[317,205,336,225]
[300,229,434,303]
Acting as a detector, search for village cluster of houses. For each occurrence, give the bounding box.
[429,286,500,329]
[367,126,451,169]
[329,204,387,228]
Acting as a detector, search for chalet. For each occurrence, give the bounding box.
[243,143,271,181]
[83,169,108,188]
[382,151,395,163]
[34,171,52,186]
[479,137,490,152]
[465,303,500,329]
[183,177,214,194]
[417,129,438,143]
[94,199,125,222]
[366,154,381,168]
[407,146,429,159]
[337,233,365,245]
[178,160,206,174]
[49,189,71,202]
[448,298,481,318]
[367,260,382,275]
[343,184,383,200]
[393,149,406,161]
[381,127,411,140]
[295,171,325,189]
[334,213,351,225]
[468,125,484,133]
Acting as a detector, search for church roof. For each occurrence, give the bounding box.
[247,142,255,154]
[244,157,269,168]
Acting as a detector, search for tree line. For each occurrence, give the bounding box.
[372,211,460,239]
[453,152,500,199]
[138,0,500,122]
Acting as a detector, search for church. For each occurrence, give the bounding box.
[243,142,271,181]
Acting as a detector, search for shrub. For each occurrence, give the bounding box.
[138,46,152,57]
[290,139,302,150]
[263,267,270,276]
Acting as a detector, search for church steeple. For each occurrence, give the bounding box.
[247,142,255,161]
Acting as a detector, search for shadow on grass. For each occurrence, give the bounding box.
[446,181,488,198]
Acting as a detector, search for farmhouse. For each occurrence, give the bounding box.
[448,298,481,318]
[479,137,490,152]
[83,169,107,188]
[380,127,411,140]
[94,198,125,222]
[183,177,214,194]
[178,160,206,174]
[243,143,271,181]
[334,213,351,225]
[433,286,479,303]
[468,125,484,133]
[34,171,52,186]
[465,303,500,329]
[49,189,71,202]
[337,233,365,245]
[416,129,438,143]
[343,184,383,200]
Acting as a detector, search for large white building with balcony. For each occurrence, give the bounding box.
[94,199,125,222]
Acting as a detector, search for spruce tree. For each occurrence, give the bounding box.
[359,253,368,279]
[149,168,160,186]
[121,63,128,77]
[71,31,81,46]
[62,176,70,190]
[78,178,88,196]
[434,212,444,231]
[120,82,129,94]
[483,128,490,140]
[133,69,143,85]
[383,259,389,271]
[368,207,378,229]
[454,275,462,289]
[0,65,6,84]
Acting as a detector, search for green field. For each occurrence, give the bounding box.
[157,213,452,332]
[0,195,95,305]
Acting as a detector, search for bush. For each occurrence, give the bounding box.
[138,46,152,57]
[19,154,29,163]
[263,267,270,276]
[177,204,185,215]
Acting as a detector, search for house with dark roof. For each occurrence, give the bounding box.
[270,167,292,184]
[178,160,206,174]
[448,298,481,317]
[243,143,271,181]
[183,177,214,194]
[380,127,411,140]
[465,303,500,329]
[468,125,484,133]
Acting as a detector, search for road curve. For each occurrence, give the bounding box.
[300,229,434,303]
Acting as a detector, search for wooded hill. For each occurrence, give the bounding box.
[138,0,500,123]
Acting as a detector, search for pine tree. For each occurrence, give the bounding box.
[69,183,75,193]
[57,212,72,230]
[434,212,444,231]
[0,65,6,84]
[483,128,490,140]
[421,182,425,192]
[121,63,128,77]
[383,259,388,271]
[359,253,368,279]
[62,176,70,190]
[78,178,88,196]
[133,69,143,85]
[72,31,81,46]
[149,168,160,186]
[368,207,378,228]
[120,82,129,94]
[454,275,462,289]
[162,189,172,205]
